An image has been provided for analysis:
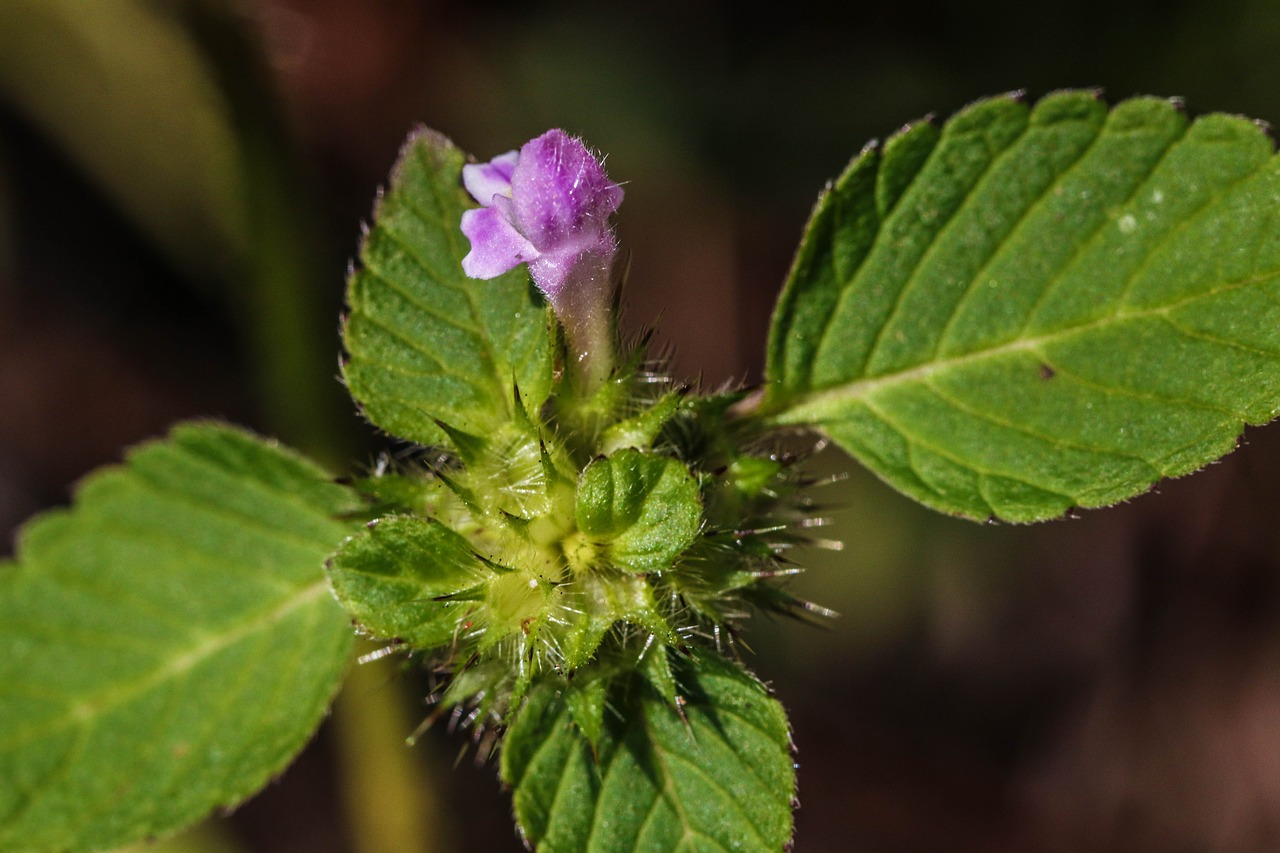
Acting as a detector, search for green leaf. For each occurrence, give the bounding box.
[576,450,702,573]
[326,514,488,650]
[765,91,1280,521]
[0,423,360,852]
[502,653,795,852]
[343,128,556,446]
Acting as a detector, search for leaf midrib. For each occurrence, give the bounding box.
[0,578,332,753]
[769,266,1280,427]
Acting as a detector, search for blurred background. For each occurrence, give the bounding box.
[5,0,1280,850]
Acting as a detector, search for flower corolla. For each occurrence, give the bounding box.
[461,130,623,386]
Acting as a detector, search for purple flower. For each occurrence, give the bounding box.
[461,130,624,389]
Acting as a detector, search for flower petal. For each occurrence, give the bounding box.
[462,150,519,205]
[460,206,539,279]
[511,130,624,252]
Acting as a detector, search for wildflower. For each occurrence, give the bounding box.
[461,130,623,389]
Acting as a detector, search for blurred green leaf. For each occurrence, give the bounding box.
[343,128,556,447]
[766,91,1280,521]
[502,653,795,852]
[0,423,360,852]
[0,0,246,277]
[0,0,346,453]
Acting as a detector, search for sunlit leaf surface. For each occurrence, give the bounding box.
[0,423,360,852]
[767,91,1280,520]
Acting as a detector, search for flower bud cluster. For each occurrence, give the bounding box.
[343,131,834,729]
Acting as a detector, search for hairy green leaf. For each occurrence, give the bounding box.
[326,514,488,650]
[576,450,702,573]
[502,653,795,852]
[0,423,361,852]
[766,90,1280,521]
[343,128,556,446]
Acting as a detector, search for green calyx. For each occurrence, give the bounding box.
[330,354,821,720]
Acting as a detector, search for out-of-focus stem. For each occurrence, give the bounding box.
[332,644,456,853]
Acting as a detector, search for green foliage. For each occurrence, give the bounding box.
[765,90,1280,521]
[343,128,556,447]
[0,423,362,852]
[15,86,1280,852]
[576,449,702,573]
[501,652,795,853]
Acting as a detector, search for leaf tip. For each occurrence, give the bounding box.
[1252,118,1276,148]
[400,123,457,170]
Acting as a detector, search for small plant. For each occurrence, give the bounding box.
[5,90,1280,851]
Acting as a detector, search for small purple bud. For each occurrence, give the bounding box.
[461,130,623,389]
[462,149,518,205]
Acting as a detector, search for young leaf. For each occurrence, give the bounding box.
[0,423,361,852]
[343,128,556,447]
[576,449,702,573]
[326,514,489,650]
[765,91,1280,521]
[502,653,795,852]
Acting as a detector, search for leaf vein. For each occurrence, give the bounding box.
[855,118,1034,375]
[861,397,1055,510]
[0,579,330,753]
[15,565,193,636]
[1112,159,1272,312]
[1029,352,1241,422]
[364,223,467,300]
[1012,120,1188,339]
[0,715,91,845]
[357,263,484,337]
[921,380,1162,474]
[778,269,1280,425]
[933,113,1112,354]
[1154,313,1280,361]
[350,313,488,387]
[137,441,352,535]
[658,746,770,845]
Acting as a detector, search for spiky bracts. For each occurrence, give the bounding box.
[328,341,835,731]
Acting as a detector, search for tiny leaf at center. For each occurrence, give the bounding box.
[326,514,490,651]
[576,449,701,573]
